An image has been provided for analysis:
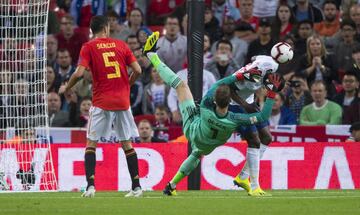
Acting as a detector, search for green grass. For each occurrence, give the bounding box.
[0,190,359,215]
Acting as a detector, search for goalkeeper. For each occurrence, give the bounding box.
[143,32,284,195]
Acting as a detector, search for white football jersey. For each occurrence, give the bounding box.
[233,55,278,103]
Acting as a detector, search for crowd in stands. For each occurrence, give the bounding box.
[1,0,360,143]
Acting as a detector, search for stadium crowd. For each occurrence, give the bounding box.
[1,0,360,142]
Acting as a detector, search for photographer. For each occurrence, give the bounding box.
[285,73,312,124]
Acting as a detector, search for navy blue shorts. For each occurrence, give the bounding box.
[228,104,269,136]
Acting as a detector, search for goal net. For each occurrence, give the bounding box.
[0,0,57,191]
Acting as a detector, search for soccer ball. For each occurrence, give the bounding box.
[271,42,294,64]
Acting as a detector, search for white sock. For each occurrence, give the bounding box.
[239,161,250,180]
[246,148,260,190]
[259,143,268,159]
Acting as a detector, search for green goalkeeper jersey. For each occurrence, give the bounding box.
[183,75,274,155]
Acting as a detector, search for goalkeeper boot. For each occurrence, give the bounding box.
[249,187,272,197]
[233,175,251,194]
[125,187,143,198]
[163,183,177,196]
[81,185,95,198]
[143,31,159,55]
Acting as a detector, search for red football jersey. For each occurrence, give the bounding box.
[78,37,136,110]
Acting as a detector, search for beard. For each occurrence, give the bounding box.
[325,15,336,22]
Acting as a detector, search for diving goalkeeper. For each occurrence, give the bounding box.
[143,32,284,195]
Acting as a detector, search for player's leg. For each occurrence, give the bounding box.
[113,109,142,197]
[82,107,112,197]
[143,31,193,105]
[164,151,201,196]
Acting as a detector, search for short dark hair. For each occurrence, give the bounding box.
[298,19,314,28]
[215,84,231,108]
[291,72,307,80]
[350,122,360,132]
[216,39,233,51]
[352,45,360,54]
[90,15,109,34]
[106,10,120,19]
[344,70,360,82]
[341,19,356,30]
[323,0,338,9]
[155,105,169,113]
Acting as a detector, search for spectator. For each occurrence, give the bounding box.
[235,20,258,43]
[294,19,314,57]
[269,93,297,126]
[142,67,170,114]
[333,19,359,76]
[70,0,106,28]
[346,122,360,142]
[204,33,213,67]
[277,35,299,80]
[332,71,359,121]
[296,34,339,97]
[69,96,92,127]
[350,45,360,80]
[349,4,360,42]
[206,39,240,80]
[46,65,61,93]
[167,68,216,124]
[106,9,131,41]
[126,35,141,51]
[271,4,297,42]
[126,8,150,35]
[130,80,143,116]
[153,105,172,142]
[157,16,187,73]
[137,27,152,47]
[285,73,313,123]
[133,47,152,86]
[204,6,222,44]
[314,0,340,37]
[48,92,69,127]
[237,0,258,30]
[56,15,89,65]
[292,0,323,23]
[212,0,240,26]
[300,80,342,125]
[245,18,276,64]
[212,16,248,67]
[135,119,166,143]
[46,34,58,68]
[55,48,75,83]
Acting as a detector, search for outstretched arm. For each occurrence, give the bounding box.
[65,65,86,91]
[231,91,275,125]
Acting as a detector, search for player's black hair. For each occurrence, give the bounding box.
[215,84,231,109]
[90,15,109,35]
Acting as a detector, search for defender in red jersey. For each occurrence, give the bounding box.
[65,15,142,198]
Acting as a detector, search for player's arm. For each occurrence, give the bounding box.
[231,91,275,125]
[128,61,142,86]
[230,87,259,113]
[201,69,262,108]
[65,65,86,91]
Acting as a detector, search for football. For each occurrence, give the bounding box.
[271,42,294,64]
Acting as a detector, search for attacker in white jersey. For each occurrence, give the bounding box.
[230,55,279,196]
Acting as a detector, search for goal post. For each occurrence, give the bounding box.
[0,0,57,191]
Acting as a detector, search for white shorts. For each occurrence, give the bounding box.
[87,106,139,142]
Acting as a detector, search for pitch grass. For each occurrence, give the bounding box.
[0,190,359,215]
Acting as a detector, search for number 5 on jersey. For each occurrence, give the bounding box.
[102,52,121,79]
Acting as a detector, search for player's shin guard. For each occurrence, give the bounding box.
[147,53,182,89]
[85,147,96,189]
[125,148,141,190]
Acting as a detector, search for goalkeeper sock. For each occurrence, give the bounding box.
[178,154,200,176]
[125,148,141,190]
[247,148,260,190]
[147,52,182,89]
[84,147,96,189]
[170,172,185,188]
